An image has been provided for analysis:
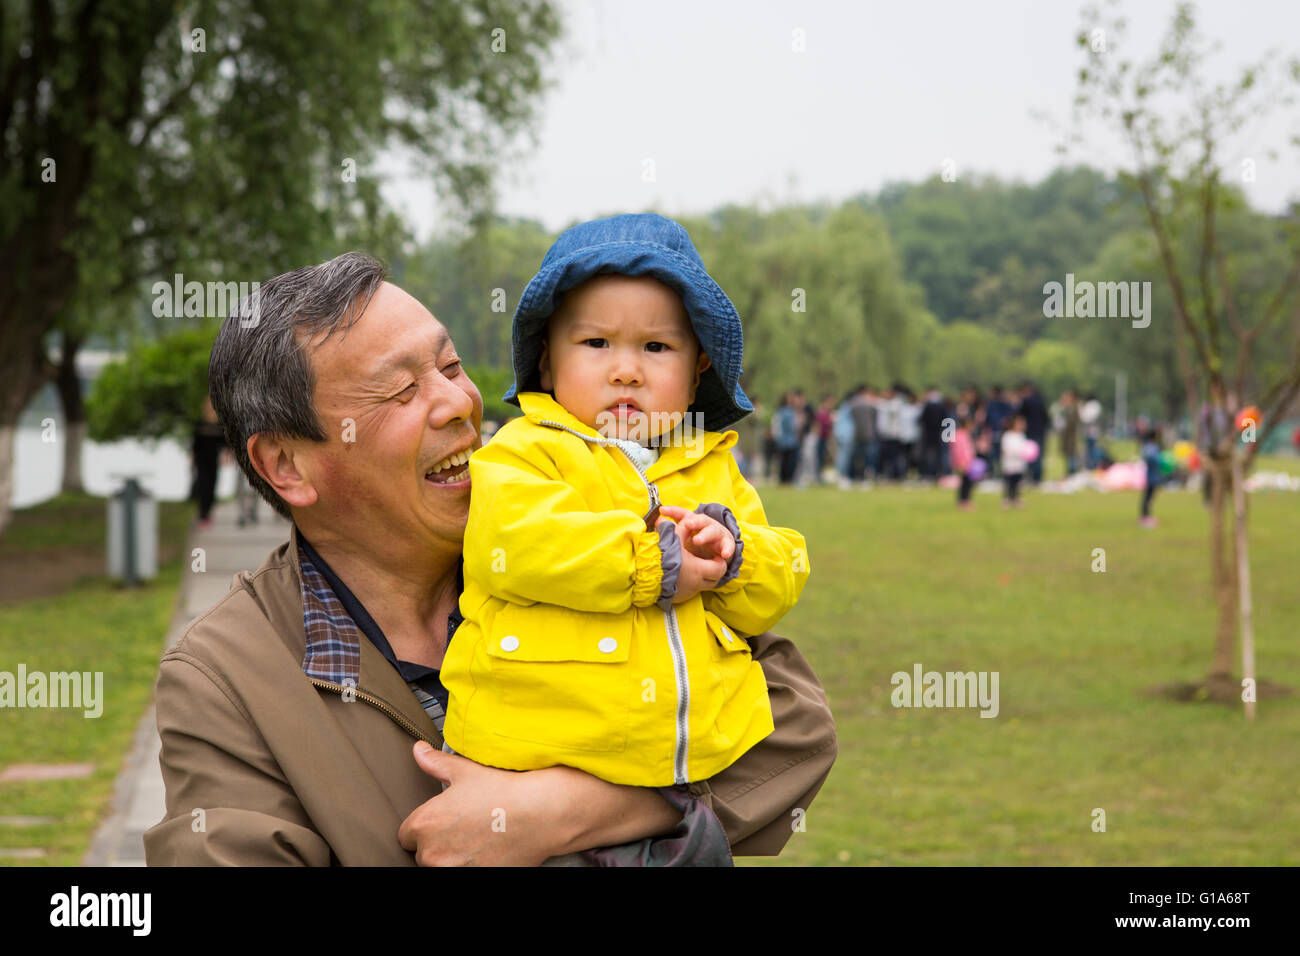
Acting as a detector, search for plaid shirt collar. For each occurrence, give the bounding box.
[296,532,363,686]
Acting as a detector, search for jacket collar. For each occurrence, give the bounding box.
[284,523,441,741]
[514,390,736,474]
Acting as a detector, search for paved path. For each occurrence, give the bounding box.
[84,501,289,866]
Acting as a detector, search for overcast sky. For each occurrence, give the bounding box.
[384,0,1300,240]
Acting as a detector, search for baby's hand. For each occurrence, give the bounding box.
[658,505,735,563]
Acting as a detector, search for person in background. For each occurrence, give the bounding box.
[833,388,858,487]
[1055,388,1081,477]
[876,384,903,481]
[919,386,949,482]
[850,384,879,484]
[950,415,977,511]
[1000,414,1029,509]
[1139,422,1166,528]
[813,394,835,484]
[761,399,779,482]
[1079,393,1103,468]
[192,394,227,530]
[733,397,763,480]
[774,391,801,485]
[984,385,1013,474]
[1016,381,1050,485]
[899,386,922,481]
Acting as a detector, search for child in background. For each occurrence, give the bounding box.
[1000,414,1029,509]
[441,214,811,817]
[950,415,977,510]
[1140,424,1165,528]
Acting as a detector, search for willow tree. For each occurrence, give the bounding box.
[1069,1,1300,714]
[0,0,560,532]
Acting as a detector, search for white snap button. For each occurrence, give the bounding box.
[598,637,618,654]
[500,635,520,652]
[721,627,733,642]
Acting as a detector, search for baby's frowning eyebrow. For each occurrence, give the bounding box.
[568,320,689,341]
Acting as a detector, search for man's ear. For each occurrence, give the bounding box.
[247,433,318,511]
[537,337,553,392]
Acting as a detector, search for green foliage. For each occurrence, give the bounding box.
[464,364,520,425]
[85,326,216,443]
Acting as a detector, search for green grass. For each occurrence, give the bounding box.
[745,475,1300,866]
[0,494,189,866]
[0,491,192,557]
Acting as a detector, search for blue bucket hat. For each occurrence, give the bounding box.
[502,213,753,433]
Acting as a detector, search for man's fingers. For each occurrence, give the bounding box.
[412,740,457,785]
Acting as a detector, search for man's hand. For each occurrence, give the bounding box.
[398,743,565,866]
[397,742,683,865]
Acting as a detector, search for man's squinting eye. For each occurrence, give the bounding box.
[395,382,418,400]
[442,360,462,376]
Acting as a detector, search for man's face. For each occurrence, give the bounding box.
[296,281,483,552]
[537,274,710,441]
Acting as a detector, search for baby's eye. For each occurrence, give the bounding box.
[645,342,668,353]
[582,338,607,348]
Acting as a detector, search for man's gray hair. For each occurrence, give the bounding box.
[209,252,387,520]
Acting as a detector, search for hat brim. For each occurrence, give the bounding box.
[503,241,752,433]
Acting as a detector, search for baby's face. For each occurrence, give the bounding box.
[538,275,710,442]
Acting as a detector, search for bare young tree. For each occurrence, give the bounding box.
[1069,1,1300,715]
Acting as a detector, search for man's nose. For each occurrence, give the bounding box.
[426,374,475,429]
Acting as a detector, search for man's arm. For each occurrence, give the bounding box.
[144,655,333,866]
[400,630,836,863]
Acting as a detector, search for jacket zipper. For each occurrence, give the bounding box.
[309,677,434,744]
[536,418,690,784]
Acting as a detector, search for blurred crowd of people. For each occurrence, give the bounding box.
[732,382,1105,493]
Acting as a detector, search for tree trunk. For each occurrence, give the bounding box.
[1207,454,1237,680]
[0,305,57,537]
[57,332,87,494]
[1230,445,1256,718]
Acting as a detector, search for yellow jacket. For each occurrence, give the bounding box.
[441,392,811,786]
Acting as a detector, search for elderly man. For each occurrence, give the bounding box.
[143,253,837,865]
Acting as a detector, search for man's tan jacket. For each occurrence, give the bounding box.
[143,526,837,865]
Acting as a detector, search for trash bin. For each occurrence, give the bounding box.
[107,477,158,585]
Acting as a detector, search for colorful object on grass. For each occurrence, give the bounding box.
[1157,450,1176,476]
[967,458,988,481]
[1235,406,1261,432]
[1099,461,1147,491]
[1022,439,1040,463]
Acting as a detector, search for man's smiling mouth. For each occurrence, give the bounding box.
[425,447,472,484]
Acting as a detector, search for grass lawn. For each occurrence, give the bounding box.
[0,493,190,866]
[744,464,1300,865]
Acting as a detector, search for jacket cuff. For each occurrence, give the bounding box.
[693,503,744,589]
[632,528,667,608]
[576,785,733,866]
[653,519,682,612]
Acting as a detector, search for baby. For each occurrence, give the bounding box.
[439,213,810,791]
